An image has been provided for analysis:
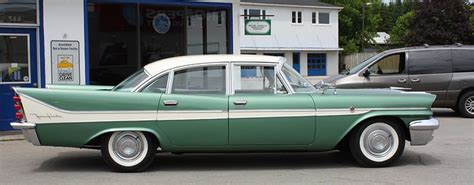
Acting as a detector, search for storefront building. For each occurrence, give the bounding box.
[0,0,239,131]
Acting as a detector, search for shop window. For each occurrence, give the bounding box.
[0,35,30,83]
[88,2,229,85]
[0,0,37,24]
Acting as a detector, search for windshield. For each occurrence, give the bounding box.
[348,53,381,74]
[113,70,149,92]
[281,64,317,93]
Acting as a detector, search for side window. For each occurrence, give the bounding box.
[142,73,169,93]
[368,53,406,75]
[233,65,276,94]
[172,66,226,94]
[276,76,288,94]
[452,49,474,73]
[409,50,452,75]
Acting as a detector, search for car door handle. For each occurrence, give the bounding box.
[163,100,178,106]
[234,100,248,105]
[411,79,421,83]
[397,79,407,84]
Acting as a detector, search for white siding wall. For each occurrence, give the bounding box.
[239,4,341,76]
[240,4,340,50]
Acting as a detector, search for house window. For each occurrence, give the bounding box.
[292,11,302,24]
[318,12,330,24]
[245,9,266,19]
[312,12,317,24]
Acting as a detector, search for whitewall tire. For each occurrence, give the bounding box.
[101,131,157,172]
[349,118,405,167]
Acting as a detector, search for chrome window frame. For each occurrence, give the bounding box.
[166,62,229,95]
[230,61,292,95]
[0,33,32,84]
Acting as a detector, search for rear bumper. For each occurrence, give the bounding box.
[10,122,41,146]
[409,118,440,146]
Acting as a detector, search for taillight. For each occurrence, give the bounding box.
[13,95,25,122]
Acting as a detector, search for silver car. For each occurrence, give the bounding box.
[320,45,474,118]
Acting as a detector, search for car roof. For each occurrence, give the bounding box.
[144,54,284,76]
[382,45,474,54]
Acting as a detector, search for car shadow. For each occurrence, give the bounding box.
[432,108,459,118]
[34,149,440,172]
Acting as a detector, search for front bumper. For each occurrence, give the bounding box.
[10,122,41,146]
[409,118,440,146]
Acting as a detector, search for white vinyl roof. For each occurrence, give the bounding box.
[144,54,285,76]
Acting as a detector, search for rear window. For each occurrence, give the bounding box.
[408,50,452,75]
[452,49,474,73]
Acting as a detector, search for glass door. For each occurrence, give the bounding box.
[0,28,37,130]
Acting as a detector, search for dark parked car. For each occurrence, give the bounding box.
[320,45,474,118]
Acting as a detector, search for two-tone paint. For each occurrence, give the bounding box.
[11,55,438,153]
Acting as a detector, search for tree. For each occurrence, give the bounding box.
[406,0,473,45]
[321,0,381,54]
[390,11,414,45]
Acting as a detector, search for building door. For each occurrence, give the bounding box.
[292,52,300,72]
[0,28,37,131]
[307,53,326,76]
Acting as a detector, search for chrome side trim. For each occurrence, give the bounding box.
[10,122,41,146]
[409,117,440,146]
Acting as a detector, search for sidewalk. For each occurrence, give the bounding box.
[0,130,24,141]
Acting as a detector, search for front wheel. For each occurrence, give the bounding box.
[349,119,405,167]
[101,131,157,172]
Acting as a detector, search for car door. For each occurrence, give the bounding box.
[228,63,316,145]
[153,64,229,146]
[407,49,453,107]
[363,52,409,89]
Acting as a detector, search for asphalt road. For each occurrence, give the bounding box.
[0,109,472,185]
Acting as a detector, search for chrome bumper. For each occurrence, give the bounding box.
[409,118,440,146]
[10,122,41,146]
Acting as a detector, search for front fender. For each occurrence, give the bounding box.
[313,109,432,150]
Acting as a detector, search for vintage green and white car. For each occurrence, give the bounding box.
[11,55,439,172]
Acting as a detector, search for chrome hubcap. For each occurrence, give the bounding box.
[113,132,143,161]
[362,125,394,158]
[465,96,474,114]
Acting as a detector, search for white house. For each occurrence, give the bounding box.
[239,0,343,76]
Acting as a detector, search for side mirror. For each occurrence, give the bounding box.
[362,69,370,78]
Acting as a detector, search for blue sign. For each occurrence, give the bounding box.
[152,13,171,34]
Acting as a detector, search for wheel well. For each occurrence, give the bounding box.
[336,116,410,150]
[83,131,160,149]
[456,87,474,107]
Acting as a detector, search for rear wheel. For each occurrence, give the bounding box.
[101,131,157,172]
[458,91,474,118]
[349,118,405,167]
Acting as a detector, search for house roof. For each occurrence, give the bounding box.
[241,0,341,8]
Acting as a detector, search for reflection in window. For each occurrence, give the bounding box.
[88,2,229,85]
[172,66,226,94]
[234,65,275,94]
[369,53,405,75]
[0,0,37,24]
[0,35,30,83]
